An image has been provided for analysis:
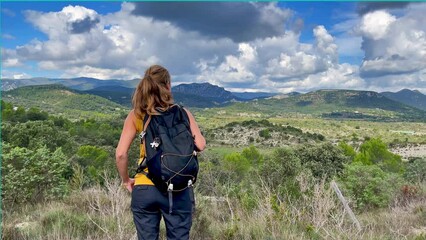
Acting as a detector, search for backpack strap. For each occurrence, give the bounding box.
[136,113,152,174]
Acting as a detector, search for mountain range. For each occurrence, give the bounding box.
[2,78,274,107]
[222,89,426,121]
[2,77,426,121]
[2,77,139,91]
[381,89,426,111]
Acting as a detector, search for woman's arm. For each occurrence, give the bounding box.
[184,108,206,151]
[115,110,137,192]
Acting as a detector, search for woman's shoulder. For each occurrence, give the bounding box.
[129,109,144,132]
[129,109,147,120]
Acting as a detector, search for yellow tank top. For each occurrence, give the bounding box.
[134,116,154,186]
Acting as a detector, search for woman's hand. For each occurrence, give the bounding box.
[122,178,135,192]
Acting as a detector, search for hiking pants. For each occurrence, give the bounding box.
[131,185,193,240]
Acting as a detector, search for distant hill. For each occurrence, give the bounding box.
[3,79,425,121]
[86,82,256,108]
[2,84,126,120]
[85,85,135,107]
[2,78,139,91]
[172,92,230,108]
[219,89,426,121]
[232,91,277,100]
[267,92,301,99]
[83,83,240,108]
[3,79,268,107]
[172,82,238,101]
[381,89,426,111]
[2,77,61,91]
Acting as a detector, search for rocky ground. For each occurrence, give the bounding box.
[390,144,426,160]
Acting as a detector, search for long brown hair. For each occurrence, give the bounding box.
[132,65,174,118]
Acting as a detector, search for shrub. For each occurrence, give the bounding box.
[260,148,303,198]
[3,120,71,152]
[295,142,349,179]
[259,129,271,139]
[339,163,404,211]
[223,152,251,180]
[75,145,112,185]
[404,158,426,183]
[338,141,356,161]
[241,145,263,165]
[354,138,404,174]
[26,107,49,121]
[2,144,69,206]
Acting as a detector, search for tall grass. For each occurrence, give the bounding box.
[3,174,426,239]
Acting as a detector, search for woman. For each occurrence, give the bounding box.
[115,65,206,240]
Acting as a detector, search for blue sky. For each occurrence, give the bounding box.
[2,2,425,93]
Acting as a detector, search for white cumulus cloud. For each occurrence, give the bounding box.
[359,10,396,40]
[356,3,426,92]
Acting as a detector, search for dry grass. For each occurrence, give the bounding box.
[3,176,426,239]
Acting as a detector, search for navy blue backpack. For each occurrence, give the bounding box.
[136,105,198,213]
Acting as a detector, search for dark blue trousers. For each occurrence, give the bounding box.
[131,185,192,240]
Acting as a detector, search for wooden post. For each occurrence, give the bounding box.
[331,180,362,232]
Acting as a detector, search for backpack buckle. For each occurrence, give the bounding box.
[139,131,146,143]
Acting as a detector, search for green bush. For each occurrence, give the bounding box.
[295,142,349,179]
[26,107,49,121]
[339,163,404,211]
[241,145,263,165]
[223,152,251,179]
[75,145,112,185]
[2,144,69,206]
[260,148,302,197]
[404,158,426,183]
[3,120,71,152]
[338,141,356,161]
[354,138,404,174]
[259,129,271,139]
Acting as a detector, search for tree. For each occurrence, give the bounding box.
[27,107,48,121]
[5,120,71,152]
[14,106,27,122]
[354,138,404,174]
